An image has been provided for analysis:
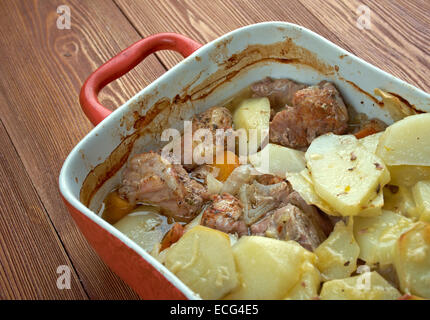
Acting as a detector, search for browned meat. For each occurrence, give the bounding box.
[119,152,207,222]
[284,191,334,237]
[255,174,285,185]
[250,203,327,251]
[270,81,349,149]
[201,193,248,236]
[251,77,307,111]
[183,106,233,170]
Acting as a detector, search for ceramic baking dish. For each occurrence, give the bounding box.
[59,22,430,299]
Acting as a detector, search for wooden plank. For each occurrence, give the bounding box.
[0,0,168,299]
[114,0,357,69]
[115,0,429,92]
[298,0,430,92]
[0,117,86,299]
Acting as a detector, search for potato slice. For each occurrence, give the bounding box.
[383,185,420,220]
[114,211,165,252]
[233,97,270,150]
[225,236,317,300]
[394,222,430,299]
[249,143,306,178]
[388,165,430,188]
[353,210,414,266]
[412,180,430,223]
[287,169,383,217]
[359,132,383,154]
[315,220,360,281]
[376,113,430,166]
[165,225,238,299]
[306,134,390,216]
[320,271,401,300]
[284,260,321,300]
[286,171,339,216]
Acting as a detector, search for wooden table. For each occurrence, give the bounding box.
[0,0,428,299]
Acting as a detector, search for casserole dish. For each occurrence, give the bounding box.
[59,22,430,300]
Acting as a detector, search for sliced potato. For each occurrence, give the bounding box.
[114,211,165,252]
[320,271,401,300]
[249,143,306,178]
[225,236,317,300]
[394,222,430,298]
[286,171,339,216]
[358,192,384,217]
[306,134,390,216]
[353,210,414,266]
[388,165,430,188]
[359,132,383,154]
[376,113,430,166]
[288,169,383,218]
[314,220,360,281]
[412,180,430,223]
[383,185,420,220]
[233,97,270,150]
[165,225,238,300]
[284,260,321,300]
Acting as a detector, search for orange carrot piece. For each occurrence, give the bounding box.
[212,151,240,182]
[160,223,185,251]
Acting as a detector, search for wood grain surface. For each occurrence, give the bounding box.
[0,0,428,299]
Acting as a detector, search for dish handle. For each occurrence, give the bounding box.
[79,33,202,126]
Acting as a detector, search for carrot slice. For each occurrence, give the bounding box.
[160,223,185,251]
[212,151,240,182]
[354,126,378,139]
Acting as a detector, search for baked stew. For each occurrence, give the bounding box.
[98,77,430,300]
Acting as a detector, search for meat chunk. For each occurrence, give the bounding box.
[255,174,285,185]
[270,81,349,149]
[201,193,248,236]
[119,152,207,222]
[192,106,233,133]
[251,77,307,111]
[239,180,292,225]
[250,203,327,251]
[284,191,334,237]
[183,106,233,170]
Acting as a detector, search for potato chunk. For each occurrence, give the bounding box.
[315,220,360,281]
[225,236,318,300]
[376,113,430,166]
[359,132,383,154]
[165,225,238,299]
[388,165,430,188]
[320,271,401,300]
[114,210,165,252]
[412,180,430,223]
[284,260,321,300]
[383,185,420,220]
[249,143,306,178]
[394,222,430,298]
[233,97,270,150]
[306,134,390,216]
[353,210,414,266]
[286,170,338,216]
